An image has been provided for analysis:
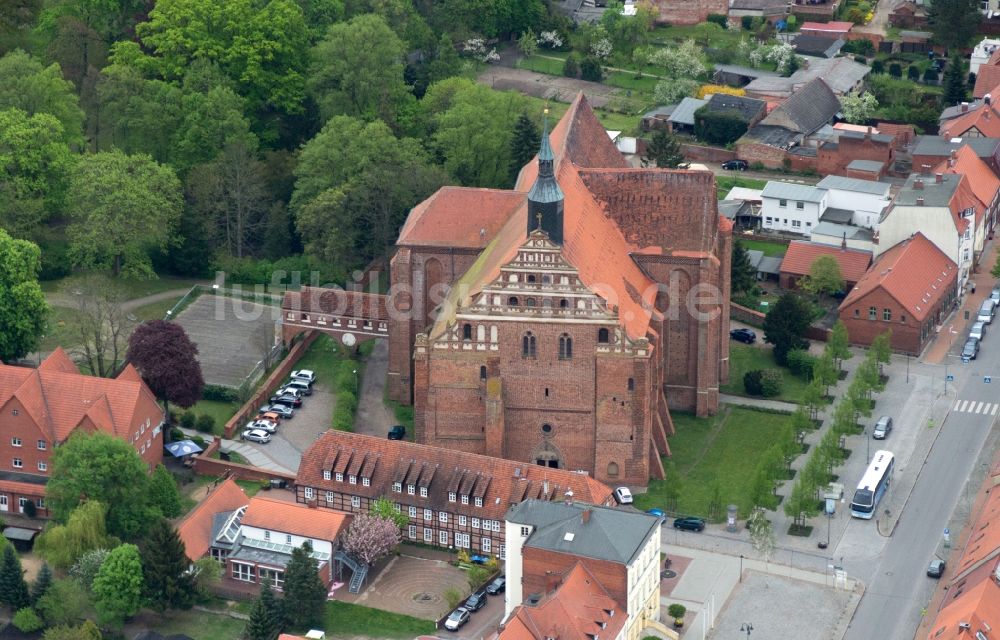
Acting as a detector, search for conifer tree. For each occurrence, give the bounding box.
[0,546,30,611]
[508,113,540,184]
[30,562,52,605]
[642,129,688,168]
[282,543,326,628]
[140,519,194,611]
[244,582,283,640]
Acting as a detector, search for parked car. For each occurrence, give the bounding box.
[284,378,313,395]
[613,486,633,504]
[245,419,278,434]
[978,299,996,325]
[991,287,1000,303]
[730,328,756,344]
[927,558,946,578]
[962,338,980,361]
[722,159,748,171]
[270,394,303,408]
[388,425,406,440]
[275,386,305,399]
[485,576,506,595]
[646,508,665,518]
[673,516,706,532]
[291,369,316,383]
[444,608,470,631]
[970,321,986,342]
[872,415,892,440]
[259,405,294,419]
[258,410,285,423]
[241,429,272,444]
[464,592,487,613]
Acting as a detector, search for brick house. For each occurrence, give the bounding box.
[817,129,896,178]
[503,500,661,640]
[177,478,351,594]
[0,348,164,519]
[888,0,927,28]
[940,96,1000,139]
[295,430,613,561]
[839,233,956,354]
[910,137,1000,176]
[642,0,729,25]
[934,145,1000,242]
[778,241,872,290]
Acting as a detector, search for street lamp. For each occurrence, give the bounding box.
[741,623,754,637]
[739,554,744,583]
[863,426,870,464]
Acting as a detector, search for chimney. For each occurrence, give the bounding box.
[921,164,931,175]
[914,178,924,190]
[987,93,993,105]
[936,172,943,183]
[582,509,592,524]
[865,125,872,140]
[842,232,848,250]
[917,197,925,206]
[962,102,969,113]
[951,149,958,159]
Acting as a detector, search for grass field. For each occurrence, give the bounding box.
[721,343,810,403]
[39,305,84,352]
[41,274,205,299]
[147,608,247,640]
[517,54,566,76]
[133,296,183,322]
[737,238,787,257]
[715,175,767,200]
[187,399,240,434]
[636,407,797,518]
[318,601,436,638]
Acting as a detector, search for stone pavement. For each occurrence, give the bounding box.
[177,428,296,475]
[719,394,799,413]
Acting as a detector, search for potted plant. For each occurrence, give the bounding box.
[668,603,686,627]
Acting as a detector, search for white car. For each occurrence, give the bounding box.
[613,486,633,505]
[291,369,316,384]
[970,321,986,342]
[245,419,278,434]
[276,386,305,399]
[444,608,470,631]
[241,429,272,444]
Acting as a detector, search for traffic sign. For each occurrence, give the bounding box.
[987,376,993,384]
[944,528,950,535]
[946,374,955,381]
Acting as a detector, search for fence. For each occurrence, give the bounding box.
[238,342,285,392]
[163,284,284,321]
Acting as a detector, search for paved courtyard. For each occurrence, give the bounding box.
[174,295,279,387]
[336,553,471,621]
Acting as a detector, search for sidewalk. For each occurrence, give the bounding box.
[176,427,296,475]
[719,394,799,413]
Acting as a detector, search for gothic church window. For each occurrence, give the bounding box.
[462,324,472,340]
[598,328,609,343]
[522,332,536,359]
[558,334,572,360]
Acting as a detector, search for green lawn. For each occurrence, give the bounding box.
[715,176,767,201]
[39,305,84,352]
[133,296,183,322]
[636,407,797,519]
[146,608,247,640]
[318,601,436,638]
[517,54,566,76]
[41,274,205,299]
[187,399,240,434]
[721,343,810,403]
[737,238,787,258]
[650,24,747,49]
[603,70,659,94]
[294,334,350,387]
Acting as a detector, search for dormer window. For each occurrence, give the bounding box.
[392,482,402,493]
[420,487,428,498]
[323,470,331,480]
[449,492,456,502]
[474,496,483,507]
[349,475,357,485]
[408,484,415,495]
[362,477,370,487]
[461,494,469,505]
[336,472,344,482]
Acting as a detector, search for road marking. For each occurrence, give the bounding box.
[957,400,969,412]
[993,405,998,416]
[954,401,1000,414]
[976,402,986,414]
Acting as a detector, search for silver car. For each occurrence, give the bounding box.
[245,419,278,434]
[970,321,986,342]
[241,429,272,444]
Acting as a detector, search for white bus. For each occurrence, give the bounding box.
[850,450,894,519]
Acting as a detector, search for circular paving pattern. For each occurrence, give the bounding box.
[363,557,469,619]
[661,569,678,579]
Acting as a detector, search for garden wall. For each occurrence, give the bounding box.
[192,437,298,484]
[731,303,831,343]
[681,143,736,163]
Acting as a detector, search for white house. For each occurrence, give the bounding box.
[972,37,1000,74]
[815,175,892,229]
[760,182,828,234]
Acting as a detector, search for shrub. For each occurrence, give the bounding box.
[212,254,345,289]
[202,384,239,403]
[468,566,491,590]
[13,608,44,633]
[741,15,753,30]
[707,14,728,28]
[842,39,873,56]
[694,106,748,145]
[580,56,603,81]
[169,427,184,441]
[906,65,920,81]
[332,391,357,431]
[871,59,884,74]
[743,369,764,395]
[760,370,783,397]
[335,360,359,394]
[190,435,206,448]
[786,349,817,380]
[563,53,581,78]
[923,67,939,84]
[443,587,463,609]
[668,603,687,619]
[180,412,196,429]
[854,55,866,64]
[196,414,216,433]
[888,63,902,78]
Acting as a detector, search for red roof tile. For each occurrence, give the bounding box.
[940,102,1000,138]
[934,145,1000,225]
[242,494,351,542]
[840,232,956,322]
[801,21,853,32]
[779,241,872,283]
[974,66,1000,98]
[176,478,249,561]
[397,187,527,249]
[926,577,1000,640]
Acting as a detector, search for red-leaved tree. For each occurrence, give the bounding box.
[126,320,204,420]
[341,513,402,566]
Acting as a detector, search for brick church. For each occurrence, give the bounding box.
[385,95,732,486]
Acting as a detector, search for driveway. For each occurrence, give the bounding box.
[354,339,397,438]
[477,66,618,108]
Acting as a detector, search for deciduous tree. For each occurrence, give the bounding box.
[342,513,402,566]
[61,274,133,377]
[840,90,878,124]
[827,320,851,370]
[148,465,182,519]
[36,501,111,570]
[140,519,194,611]
[37,578,91,627]
[871,330,892,375]
[41,620,102,640]
[68,548,109,588]
[92,543,143,627]
[800,255,844,296]
[126,320,204,417]
[0,229,47,363]
[0,50,84,145]
[763,292,812,365]
[370,496,408,529]
[747,506,775,561]
[282,543,326,628]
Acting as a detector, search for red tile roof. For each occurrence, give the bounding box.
[498,563,626,640]
[926,578,1000,640]
[176,478,249,561]
[801,21,853,33]
[940,101,1000,138]
[840,232,956,322]
[934,145,1000,225]
[397,187,527,249]
[296,431,614,525]
[0,351,164,444]
[779,241,872,283]
[951,487,1000,582]
[242,494,351,542]
[974,67,1000,98]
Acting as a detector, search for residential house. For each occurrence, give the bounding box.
[778,241,872,290]
[800,21,853,37]
[760,182,828,234]
[911,136,1000,175]
[663,97,707,134]
[0,348,164,519]
[703,93,767,128]
[888,0,927,28]
[176,478,352,594]
[934,145,1000,249]
[744,57,868,99]
[971,37,1000,75]
[295,431,614,561]
[728,0,793,22]
[974,49,1000,99]
[503,499,661,640]
[815,175,892,229]
[876,171,980,297]
[817,129,897,179]
[793,34,845,58]
[940,95,1000,140]
[839,232,957,354]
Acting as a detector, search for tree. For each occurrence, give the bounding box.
[642,129,688,169]
[370,496,408,530]
[562,54,580,78]
[0,546,30,612]
[839,91,878,124]
[60,275,133,377]
[68,548,110,588]
[762,292,812,365]
[888,63,902,78]
[127,320,205,418]
[171,85,257,174]
[140,519,194,611]
[648,39,705,79]
[731,239,756,293]
[13,607,44,632]
[814,352,838,396]
[92,543,143,627]
[846,377,872,424]
[653,77,699,105]
[66,150,182,278]
[192,557,221,600]
[517,29,537,58]
[799,255,844,296]
[282,543,326,628]
[508,112,540,184]
[927,0,980,50]
[871,331,892,376]
[342,513,402,566]
[827,320,851,370]
[693,107,748,145]
[308,13,410,125]
[0,229,47,363]
[47,432,155,539]
[243,582,283,640]
[747,506,775,561]
[0,50,84,145]
[149,465,183,520]
[803,378,824,421]
[95,64,183,162]
[30,562,52,604]
[749,462,774,510]
[37,578,91,627]
[943,55,967,106]
[831,395,858,435]
[42,620,102,640]
[907,65,920,81]
[579,56,603,82]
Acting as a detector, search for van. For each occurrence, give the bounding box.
[978,299,996,325]
[872,415,892,440]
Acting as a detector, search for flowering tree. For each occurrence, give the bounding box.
[462,39,500,64]
[765,42,796,74]
[648,39,705,78]
[653,78,700,105]
[591,36,613,60]
[840,91,879,124]
[342,514,402,566]
[518,30,537,57]
[537,30,564,49]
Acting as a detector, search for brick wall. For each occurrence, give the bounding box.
[645,0,728,25]
[787,152,818,173]
[521,546,628,611]
[818,136,893,177]
[681,144,736,163]
[192,438,298,484]
[736,141,789,169]
[731,302,766,327]
[839,284,954,354]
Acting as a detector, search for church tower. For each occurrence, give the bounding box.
[526,116,564,244]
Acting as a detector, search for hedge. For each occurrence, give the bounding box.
[203,385,239,403]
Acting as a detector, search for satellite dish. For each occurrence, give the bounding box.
[342,333,357,347]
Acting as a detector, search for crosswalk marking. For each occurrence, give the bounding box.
[953,400,1000,415]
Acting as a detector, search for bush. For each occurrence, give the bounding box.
[760,370,783,397]
[694,106,748,145]
[741,15,753,30]
[580,56,603,81]
[202,384,239,403]
[854,55,867,65]
[563,53,581,78]
[707,14,728,28]
[871,59,884,74]
[907,65,920,81]
[668,603,687,619]
[13,609,44,633]
[888,63,902,78]
[212,254,345,289]
[180,412,196,429]
[468,566,491,590]
[335,360,359,395]
[842,39,874,56]
[196,414,216,433]
[169,427,184,442]
[332,391,357,431]
[443,587,463,609]
[743,369,764,395]
[923,67,939,84]
[190,435,207,448]
[786,349,817,380]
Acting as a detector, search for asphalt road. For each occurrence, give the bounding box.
[844,324,998,640]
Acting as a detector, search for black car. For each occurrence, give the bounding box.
[464,592,487,612]
[962,338,980,361]
[673,516,706,532]
[388,425,406,440]
[485,576,506,595]
[722,159,748,171]
[730,328,756,344]
[270,394,303,408]
[927,559,946,578]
